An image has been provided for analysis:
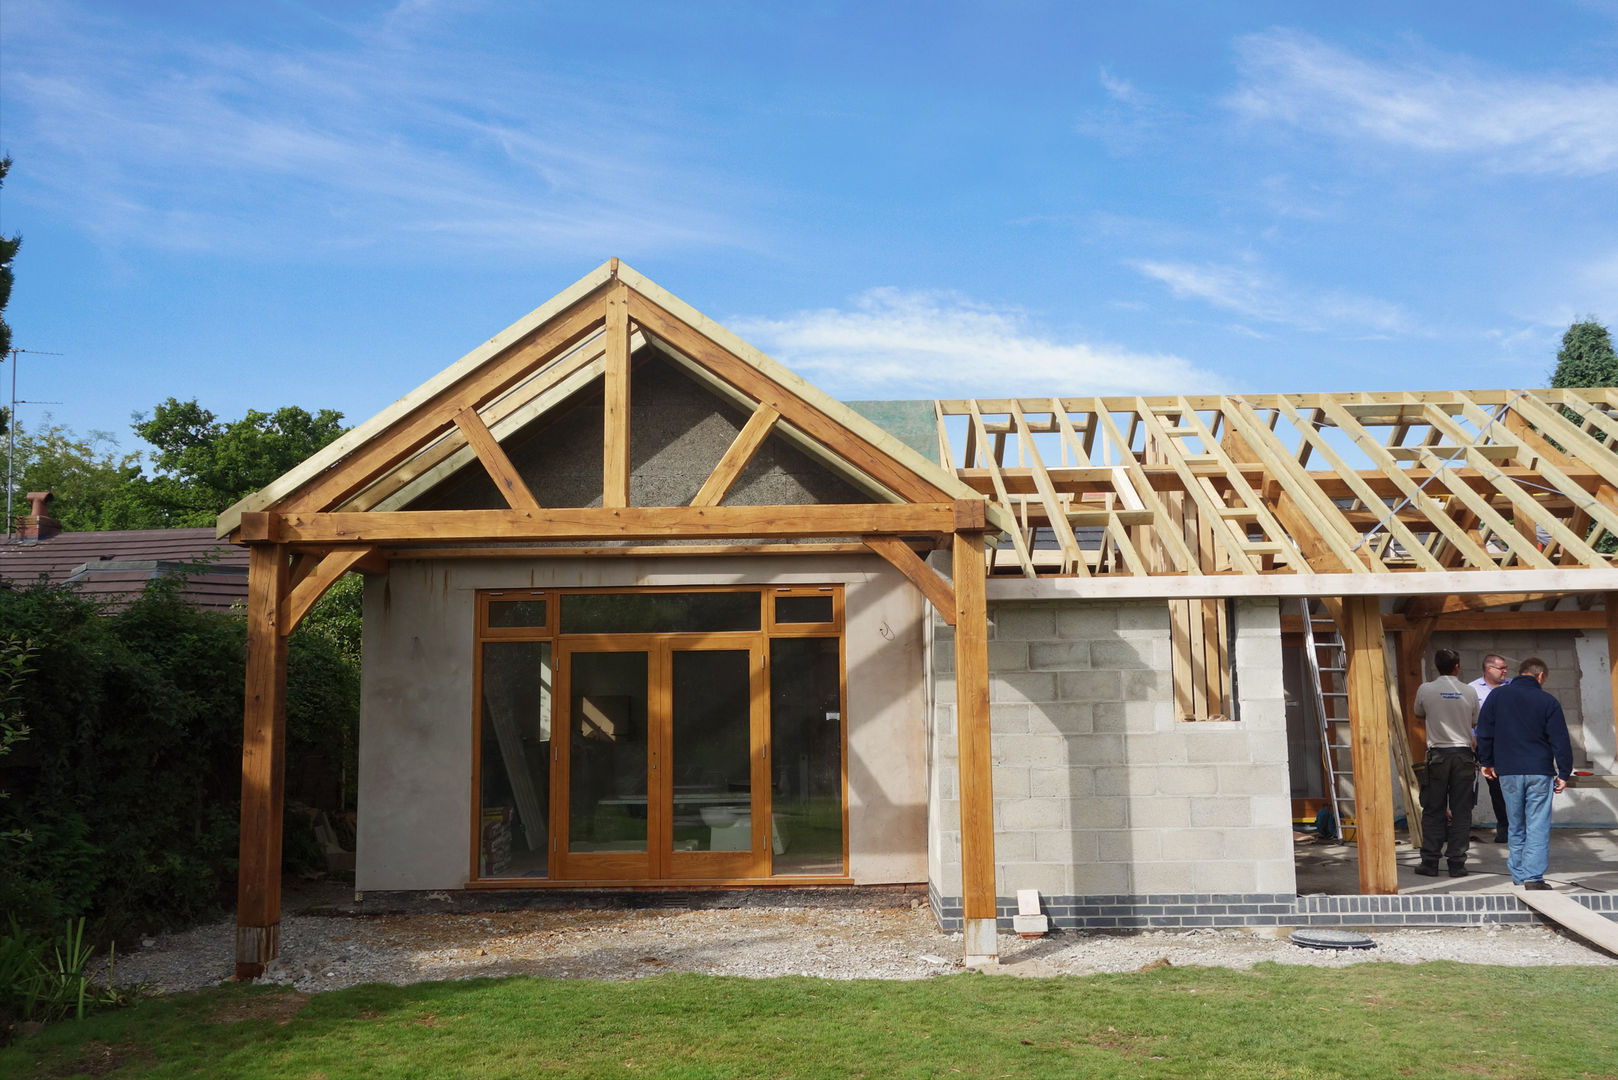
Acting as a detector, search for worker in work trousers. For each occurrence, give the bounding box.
[1413,648,1480,878]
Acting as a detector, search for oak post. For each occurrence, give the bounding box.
[236,544,290,978]
[1342,595,1397,894]
[603,284,631,508]
[953,529,998,964]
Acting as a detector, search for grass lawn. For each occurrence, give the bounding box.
[4,963,1616,1079]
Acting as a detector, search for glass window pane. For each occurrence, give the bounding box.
[560,592,761,634]
[769,637,843,875]
[568,651,649,853]
[488,599,547,628]
[479,642,552,878]
[670,650,753,853]
[774,595,834,624]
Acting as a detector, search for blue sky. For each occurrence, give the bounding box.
[2,0,1616,449]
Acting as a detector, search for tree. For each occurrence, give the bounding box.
[132,399,348,526]
[9,418,158,530]
[0,157,18,441]
[1550,319,1618,389]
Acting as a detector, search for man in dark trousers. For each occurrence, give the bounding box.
[1477,658,1573,891]
[1412,649,1479,877]
[1470,654,1512,842]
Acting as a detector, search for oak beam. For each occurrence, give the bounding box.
[1342,595,1397,895]
[863,535,956,625]
[237,545,290,978]
[603,284,631,508]
[280,547,376,633]
[254,503,963,545]
[953,530,997,964]
[692,405,780,507]
[452,408,542,513]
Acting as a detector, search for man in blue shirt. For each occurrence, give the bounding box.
[1477,658,1573,891]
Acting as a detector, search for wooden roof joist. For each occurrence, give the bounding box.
[938,390,1618,580]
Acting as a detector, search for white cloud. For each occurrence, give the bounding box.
[1,0,744,256]
[1076,67,1173,154]
[1132,258,1414,335]
[1227,29,1618,176]
[733,289,1218,397]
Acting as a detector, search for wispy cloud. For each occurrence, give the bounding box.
[734,289,1217,397]
[1075,67,1175,155]
[1227,29,1618,176]
[1132,257,1415,336]
[1,0,745,256]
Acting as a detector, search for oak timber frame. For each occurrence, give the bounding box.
[223,260,1007,978]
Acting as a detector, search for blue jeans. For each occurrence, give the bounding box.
[1499,774,1554,884]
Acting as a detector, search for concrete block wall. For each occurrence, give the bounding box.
[929,597,1295,928]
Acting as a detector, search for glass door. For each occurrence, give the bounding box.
[552,640,656,880]
[663,640,767,880]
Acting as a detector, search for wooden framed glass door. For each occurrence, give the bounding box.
[662,639,768,880]
[551,635,766,881]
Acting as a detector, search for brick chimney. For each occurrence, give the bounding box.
[14,491,63,541]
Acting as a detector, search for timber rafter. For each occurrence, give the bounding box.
[936,389,1618,579]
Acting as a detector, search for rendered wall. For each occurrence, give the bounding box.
[929,598,1295,927]
[356,554,928,891]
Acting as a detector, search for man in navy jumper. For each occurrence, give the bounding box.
[1477,658,1573,891]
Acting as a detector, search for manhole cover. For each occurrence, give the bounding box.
[1289,928,1376,951]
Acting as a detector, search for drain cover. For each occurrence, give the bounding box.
[1289,928,1376,951]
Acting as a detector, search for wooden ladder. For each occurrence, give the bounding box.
[1299,599,1356,841]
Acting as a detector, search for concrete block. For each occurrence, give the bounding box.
[1028,766,1076,798]
[1095,765,1158,797]
[1070,797,1130,829]
[997,862,1070,898]
[1222,828,1294,861]
[993,830,1037,863]
[1155,766,1219,796]
[933,643,954,673]
[1075,862,1131,895]
[1124,732,1188,765]
[1058,670,1124,704]
[1254,859,1298,894]
[1130,861,1197,894]
[1218,763,1290,796]
[1117,602,1170,631]
[1056,605,1117,637]
[1029,641,1091,670]
[1037,829,1095,864]
[1160,829,1226,862]
[1067,733,1126,765]
[1250,795,1294,829]
[1190,798,1253,828]
[1028,702,1094,737]
[1182,731,1255,764]
[1091,639,1153,669]
[990,704,1032,735]
[1120,795,1191,829]
[1000,797,1068,831]
[1097,829,1161,862]
[987,641,1030,673]
[991,605,1057,641]
[992,766,1030,799]
[1122,669,1172,702]
[1193,861,1259,893]
[1093,700,1163,732]
[991,734,1067,766]
[992,671,1059,705]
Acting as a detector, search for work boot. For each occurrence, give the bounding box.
[1523,880,1552,891]
[1493,831,1508,843]
[1448,863,1468,878]
[1414,863,1441,877]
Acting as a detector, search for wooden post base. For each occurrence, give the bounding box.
[962,917,999,967]
[235,922,279,981]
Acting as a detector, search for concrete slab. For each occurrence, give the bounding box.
[1295,827,1618,896]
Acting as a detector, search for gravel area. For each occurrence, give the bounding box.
[102,897,1617,997]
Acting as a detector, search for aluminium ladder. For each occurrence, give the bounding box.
[1299,599,1355,841]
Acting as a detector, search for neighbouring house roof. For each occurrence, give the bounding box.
[0,527,250,612]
